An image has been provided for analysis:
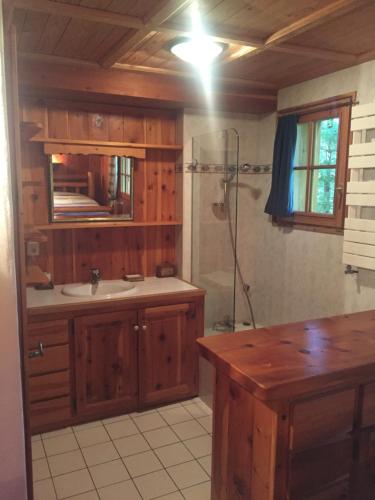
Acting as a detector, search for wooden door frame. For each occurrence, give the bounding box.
[3,17,33,500]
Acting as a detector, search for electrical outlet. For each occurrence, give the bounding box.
[27,241,40,257]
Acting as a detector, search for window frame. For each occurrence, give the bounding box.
[275,99,352,233]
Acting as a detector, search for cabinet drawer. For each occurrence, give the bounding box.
[362,382,375,428]
[29,345,69,376]
[291,389,355,451]
[30,396,71,431]
[28,319,69,349]
[29,371,70,403]
[289,439,353,499]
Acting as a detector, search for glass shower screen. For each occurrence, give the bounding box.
[191,128,239,334]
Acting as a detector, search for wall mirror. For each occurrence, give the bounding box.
[49,153,134,222]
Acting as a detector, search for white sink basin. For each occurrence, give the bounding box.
[61,280,135,299]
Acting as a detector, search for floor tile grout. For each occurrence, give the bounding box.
[33,398,213,500]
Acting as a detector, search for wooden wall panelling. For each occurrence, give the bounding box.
[145,149,162,222]
[123,110,145,143]
[21,98,47,137]
[48,108,68,138]
[108,113,124,142]
[20,98,181,283]
[45,226,176,284]
[88,111,110,141]
[123,227,146,276]
[160,226,176,264]
[52,230,75,284]
[67,109,89,139]
[133,159,147,222]
[145,226,177,275]
[33,229,54,279]
[161,150,177,222]
[21,142,49,226]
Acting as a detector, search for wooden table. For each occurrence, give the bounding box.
[197,310,375,500]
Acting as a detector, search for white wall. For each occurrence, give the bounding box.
[253,60,375,327]
[185,59,375,333]
[0,8,27,500]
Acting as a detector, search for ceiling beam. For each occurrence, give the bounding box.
[358,49,375,64]
[19,52,277,91]
[13,0,145,29]
[265,0,371,47]
[113,62,277,90]
[99,0,192,68]
[272,43,357,63]
[17,58,277,114]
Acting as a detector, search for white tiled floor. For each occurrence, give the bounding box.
[32,398,213,500]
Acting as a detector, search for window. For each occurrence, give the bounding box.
[278,103,351,232]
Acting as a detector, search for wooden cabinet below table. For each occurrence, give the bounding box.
[27,292,204,433]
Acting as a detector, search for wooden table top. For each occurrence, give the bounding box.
[197,310,375,401]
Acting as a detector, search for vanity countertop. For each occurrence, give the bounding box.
[27,277,202,314]
[198,309,375,401]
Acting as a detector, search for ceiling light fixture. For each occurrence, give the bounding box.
[170,36,225,66]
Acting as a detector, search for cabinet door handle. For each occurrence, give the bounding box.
[28,342,44,359]
[142,325,147,331]
[133,325,140,332]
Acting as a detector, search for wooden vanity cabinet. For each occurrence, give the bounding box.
[27,291,204,433]
[139,302,200,407]
[27,320,72,430]
[74,310,139,417]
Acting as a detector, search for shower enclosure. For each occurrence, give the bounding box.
[191,128,255,334]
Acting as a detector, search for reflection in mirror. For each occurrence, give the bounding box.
[49,154,134,222]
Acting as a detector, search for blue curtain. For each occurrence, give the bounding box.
[265,114,298,217]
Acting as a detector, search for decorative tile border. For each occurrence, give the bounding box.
[175,163,272,174]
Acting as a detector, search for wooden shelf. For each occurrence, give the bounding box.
[35,220,183,230]
[20,121,43,141]
[31,136,183,151]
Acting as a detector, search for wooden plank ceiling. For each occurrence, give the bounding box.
[11,0,375,111]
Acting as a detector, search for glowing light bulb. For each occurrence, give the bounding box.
[170,37,224,66]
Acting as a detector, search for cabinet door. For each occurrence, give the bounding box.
[74,310,138,416]
[139,303,199,407]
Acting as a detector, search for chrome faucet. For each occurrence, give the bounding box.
[90,268,101,285]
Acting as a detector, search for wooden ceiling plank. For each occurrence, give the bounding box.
[13,0,145,29]
[99,0,192,68]
[265,0,371,47]
[221,0,365,66]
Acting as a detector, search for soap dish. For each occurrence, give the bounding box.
[124,274,144,282]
